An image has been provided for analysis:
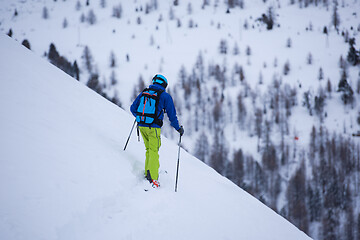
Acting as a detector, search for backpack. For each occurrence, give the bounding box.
[136,88,164,127]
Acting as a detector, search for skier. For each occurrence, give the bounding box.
[130,74,184,188]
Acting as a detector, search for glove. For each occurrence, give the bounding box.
[177,126,184,136]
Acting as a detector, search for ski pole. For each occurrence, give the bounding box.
[123,119,137,151]
[137,124,140,142]
[175,135,182,192]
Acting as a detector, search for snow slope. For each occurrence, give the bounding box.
[0,34,312,240]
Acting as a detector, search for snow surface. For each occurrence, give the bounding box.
[0,34,312,240]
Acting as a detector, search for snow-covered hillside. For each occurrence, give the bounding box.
[0,34,312,240]
[1,0,360,239]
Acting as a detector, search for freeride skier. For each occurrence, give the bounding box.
[130,74,184,188]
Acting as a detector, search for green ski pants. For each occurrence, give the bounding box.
[139,126,161,180]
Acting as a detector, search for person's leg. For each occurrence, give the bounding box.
[140,127,161,181]
[139,127,150,178]
[148,127,161,180]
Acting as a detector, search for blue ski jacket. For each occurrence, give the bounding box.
[130,84,180,130]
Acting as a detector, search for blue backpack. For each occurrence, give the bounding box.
[136,88,164,127]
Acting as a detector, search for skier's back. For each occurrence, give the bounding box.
[130,74,184,188]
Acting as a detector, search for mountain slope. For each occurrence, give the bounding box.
[0,34,312,240]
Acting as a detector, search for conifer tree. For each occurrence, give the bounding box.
[233,149,244,186]
[327,78,332,96]
[42,6,49,19]
[80,13,86,23]
[232,42,239,56]
[210,128,228,174]
[109,51,117,68]
[87,73,102,94]
[169,7,175,20]
[63,18,68,28]
[322,208,339,240]
[48,43,60,64]
[307,52,313,64]
[111,90,122,107]
[283,60,290,75]
[303,90,313,116]
[265,6,275,30]
[202,0,210,9]
[347,38,360,66]
[228,0,235,8]
[100,0,106,8]
[286,37,292,48]
[238,65,245,82]
[195,51,205,82]
[344,199,354,240]
[322,166,341,240]
[187,2,192,14]
[73,61,80,80]
[7,28,13,37]
[246,46,251,56]
[75,1,82,11]
[219,39,228,54]
[255,108,263,151]
[287,163,309,234]
[112,4,122,18]
[332,0,340,31]
[110,70,117,85]
[82,46,93,73]
[237,91,247,128]
[307,184,322,222]
[318,67,324,81]
[357,213,360,240]
[338,69,354,105]
[194,132,209,163]
[262,143,277,172]
[87,9,97,25]
[314,87,326,121]
[22,39,31,50]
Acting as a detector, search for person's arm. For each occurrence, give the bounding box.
[130,93,142,117]
[164,93,180,130]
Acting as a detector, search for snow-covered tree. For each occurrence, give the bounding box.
[100,0,106,8]
[194,132,209,163]
[109,51,117,68]
[347,38,360,66]
[219,39,228,54]
[338,69,354,105]
[75,1,81,11]
[42,6,49,19]
[62,18,68,28]
[82,45,94,73]
[110,70,117,86]
[87,9,97,25]
[283,60,290,75]
[112,4,122,19]
[332,0,340,31]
